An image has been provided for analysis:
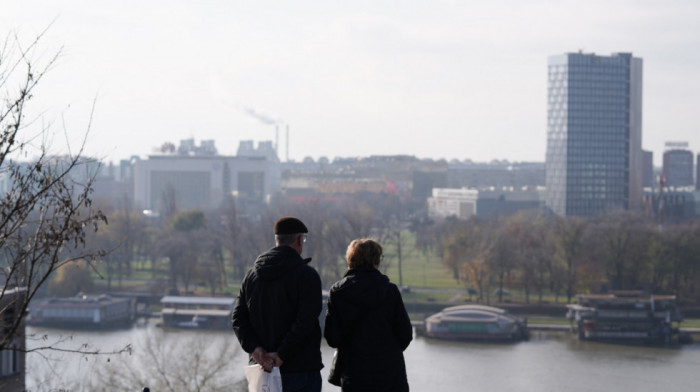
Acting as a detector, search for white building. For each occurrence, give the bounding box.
[134,141,280,212]
[427,188,478,219]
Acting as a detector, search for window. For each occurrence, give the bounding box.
[0,346,20,376]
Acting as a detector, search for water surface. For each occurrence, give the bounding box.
[25,325,700,391]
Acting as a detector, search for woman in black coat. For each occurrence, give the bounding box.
[324,238,413,391]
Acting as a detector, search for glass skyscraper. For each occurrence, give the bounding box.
[663,147,694,188]
[545,52,643,216]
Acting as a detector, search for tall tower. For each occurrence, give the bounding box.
[697,153,700,191]
[545,52,643,216]
[662,142,693,188]
[641,150,653,188]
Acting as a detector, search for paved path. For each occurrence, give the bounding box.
[447,293,462,303]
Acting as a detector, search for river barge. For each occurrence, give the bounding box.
[423,304,529,341]
[566,292,687,343]
[28,294,133,329]
[160,296,235,330]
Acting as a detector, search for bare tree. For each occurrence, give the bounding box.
[91,332,240,391]
[552,216,587,303]
[590,211,651,290]
[0,30,109,354]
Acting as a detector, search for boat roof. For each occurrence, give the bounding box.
[161,309,232,316]
[34,294,129,308]
[161,296,235,306]
[577,294,676,302]
[442,305,508,315]
[426,304,517,323]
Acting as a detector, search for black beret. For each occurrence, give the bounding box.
[274,217,308,235]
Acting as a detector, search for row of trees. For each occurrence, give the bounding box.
[81,191,410,294]
[83,188,700,307]
[424,211,700,304]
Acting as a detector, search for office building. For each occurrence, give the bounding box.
[545,52,643,216]
[642,150,654,188]
[133,140,280,214]
[662,142,694,188]
[427,188,478,220]
[426,186,543,220]
[697,154,700,191]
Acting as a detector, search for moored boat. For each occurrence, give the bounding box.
[423,304,529,341]
[28,294,133,329]
[160,296,235,330]
[566,292,688,343]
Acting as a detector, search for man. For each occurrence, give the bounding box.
[232,216,323,392]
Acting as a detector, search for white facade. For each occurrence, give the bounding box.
[427,188,478,219]
[134,154,280,211]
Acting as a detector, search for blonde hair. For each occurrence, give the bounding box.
[346,238,383,269]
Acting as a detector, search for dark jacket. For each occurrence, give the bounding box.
[232,245,323,373]
[324,267,412,392]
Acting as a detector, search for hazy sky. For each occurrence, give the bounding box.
[4,0,700,165]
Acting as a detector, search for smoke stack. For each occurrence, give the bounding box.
[286,125,290,162]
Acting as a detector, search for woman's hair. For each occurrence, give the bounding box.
[346,238,383,268]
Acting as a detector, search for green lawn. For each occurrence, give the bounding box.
[680,319,700,328]
[380,231,462,289]
[401,291,459,303]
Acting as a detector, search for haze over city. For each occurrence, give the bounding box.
[3,1,700,165]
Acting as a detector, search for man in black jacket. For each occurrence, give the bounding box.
[232,217,323,392]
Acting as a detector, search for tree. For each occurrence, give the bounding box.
[552,216,587,303]
[503,212,549,304]
[436,217,473,283]
[441,217,492,301]
[46,260,95,297]
[0,31,107,353]
[156,210,208,293]
[487,218,516,303]
[92,332,239,391]
[591,211,651,290]
[87,206,147,290]
[212,198,239,284]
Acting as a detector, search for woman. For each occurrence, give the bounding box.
[324,238,413,391]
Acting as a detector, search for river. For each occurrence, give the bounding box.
[25,324,700,391]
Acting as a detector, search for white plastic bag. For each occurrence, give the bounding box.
[245,365,283,392]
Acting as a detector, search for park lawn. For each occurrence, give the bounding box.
[380,230,463,290]
[681,319,700,328]
[401,290,459,303]
[527,316,571,326]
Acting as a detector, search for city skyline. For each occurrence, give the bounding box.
[4,1,700,165]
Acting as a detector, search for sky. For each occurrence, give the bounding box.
[3,0,700,166]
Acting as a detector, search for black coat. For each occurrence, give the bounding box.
[232,245,323,373]
[324,267,412,392]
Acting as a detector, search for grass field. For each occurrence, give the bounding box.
[88,230,700,322]
[380,230,462,289]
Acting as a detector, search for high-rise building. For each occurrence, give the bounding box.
[545,52,643,216]
[641,150,653,188]
[697,154,700,191]
[662,142,693,188]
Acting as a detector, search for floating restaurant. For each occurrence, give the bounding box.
[28,294,132,329]
[422,304,529,341]
[159,296,235,330]
[566,292,689,343]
